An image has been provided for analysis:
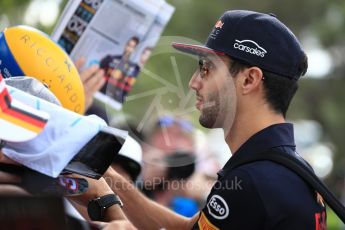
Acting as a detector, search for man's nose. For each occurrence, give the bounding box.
[189,70,201,91]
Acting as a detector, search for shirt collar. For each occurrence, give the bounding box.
[218,123,296,178]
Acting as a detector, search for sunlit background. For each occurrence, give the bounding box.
[1,0,345,228]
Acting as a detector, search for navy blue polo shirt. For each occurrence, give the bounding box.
[193,123,326,230]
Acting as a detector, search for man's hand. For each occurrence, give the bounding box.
[0,150,28,195]
[0,150,22,184]
[91,220,137,230]
[75,58,105,111]
[67,175,127,222]
[0,151,20,165]
[0,171,21,183]
[67,175,114,206]
[0,184,29,195]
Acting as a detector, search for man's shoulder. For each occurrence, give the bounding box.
[224,149,322,211]
[228,146,312,182]
[204,150,326,229]
[226,152,306,189]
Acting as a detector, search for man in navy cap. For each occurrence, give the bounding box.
[102,10,327,229]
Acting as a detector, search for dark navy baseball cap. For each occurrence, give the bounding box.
[172,10,307,80]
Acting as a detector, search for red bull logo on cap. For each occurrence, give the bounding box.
[215,20,224,29]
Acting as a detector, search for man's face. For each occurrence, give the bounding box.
[189,55,237,131]
[124,39,138,57]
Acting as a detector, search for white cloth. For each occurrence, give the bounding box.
[3,86,107,177]
[119,135,142,165]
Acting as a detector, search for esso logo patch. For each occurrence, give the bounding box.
[207,195,229,219]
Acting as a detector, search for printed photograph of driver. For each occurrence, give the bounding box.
[99,36,152,103]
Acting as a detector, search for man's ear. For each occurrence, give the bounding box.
[239,67,263,95]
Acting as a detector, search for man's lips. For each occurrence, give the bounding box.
[195,95,203,110]
[195,95,216,110]
[196,99,203,110]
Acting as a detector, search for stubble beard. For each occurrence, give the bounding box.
[198,90,222,129]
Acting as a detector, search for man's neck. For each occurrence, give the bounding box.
[224,110,285,154]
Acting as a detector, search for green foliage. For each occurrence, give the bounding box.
[327,208,345,230]
[0,0,30,26]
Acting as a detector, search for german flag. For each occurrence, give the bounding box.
[0,74,49,142]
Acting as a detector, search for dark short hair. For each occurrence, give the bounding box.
[228,55,308,117]
[129,36,140,45]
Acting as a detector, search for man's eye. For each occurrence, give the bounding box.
[201,66,209,74]
[198,60,204,70]
[198,66,208,79]
[199,60,209,78]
